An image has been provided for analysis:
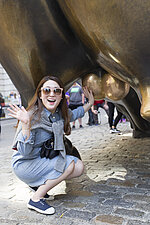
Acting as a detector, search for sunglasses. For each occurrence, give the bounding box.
[41,87,63,96]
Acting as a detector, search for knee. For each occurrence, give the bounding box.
[66,161,75,176]
[76,160,84,176]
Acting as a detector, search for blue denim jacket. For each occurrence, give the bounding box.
[12,106,84,169]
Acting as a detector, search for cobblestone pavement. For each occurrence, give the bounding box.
[0,109,150,225]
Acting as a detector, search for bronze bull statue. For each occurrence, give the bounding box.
[0,0,150,137]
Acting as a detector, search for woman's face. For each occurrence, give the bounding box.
[40,80,63,113]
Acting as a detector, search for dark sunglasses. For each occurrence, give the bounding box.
[41,87,63,96]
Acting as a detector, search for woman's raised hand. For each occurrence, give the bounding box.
[83,86,94,106]
[8,104,30,125]
[82,87,94,113]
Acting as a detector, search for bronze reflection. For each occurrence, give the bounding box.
[82,73,130,101]
[140,86,150,121]
[102,73,130,101]
[82,74,105,100]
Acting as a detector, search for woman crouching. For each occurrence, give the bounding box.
[8,76,94,215]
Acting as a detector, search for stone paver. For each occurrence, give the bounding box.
[0,109,150,225]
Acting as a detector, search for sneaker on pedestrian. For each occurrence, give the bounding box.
[113,128,121,133]
[27,199,55,215]
[110,128,121,134]
[110,128,114,133]
[95,123,100,126]
[80,125,83,128]
[72,125,75,129]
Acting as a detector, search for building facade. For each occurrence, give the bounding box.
[0,64,19,103]
[0,64,18,97]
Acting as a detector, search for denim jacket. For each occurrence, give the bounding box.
[12,106,84,173]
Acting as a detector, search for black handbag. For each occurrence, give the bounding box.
[40,136,81,160]
[40,138,59,159]
[64,136,81,160]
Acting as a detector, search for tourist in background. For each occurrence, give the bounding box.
[107,102,122,133]
[91,100,109,125]
[68,82,84,128]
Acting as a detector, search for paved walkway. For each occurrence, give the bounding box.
[0,110,150,225]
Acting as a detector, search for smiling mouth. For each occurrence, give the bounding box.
[47,99,56,103]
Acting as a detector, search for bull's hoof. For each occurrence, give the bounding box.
[133,129,150,138]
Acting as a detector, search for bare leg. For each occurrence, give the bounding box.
[67,159,84,179]
[32,161,76,201]
[78,118,82,126]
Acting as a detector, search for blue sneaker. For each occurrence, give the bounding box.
[27,199,55,215]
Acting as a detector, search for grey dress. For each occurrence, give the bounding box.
[12,106,84,187]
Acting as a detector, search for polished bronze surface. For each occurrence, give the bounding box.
[82,74,105,100]
[140,86,150,121]
[102,73,130,101]
[1,0,150,136]
[58,0,150,121]
[0,0,98,105]
[82,73,130,101]
[58,0,150,87]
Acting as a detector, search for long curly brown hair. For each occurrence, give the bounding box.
[27,76,71,135]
